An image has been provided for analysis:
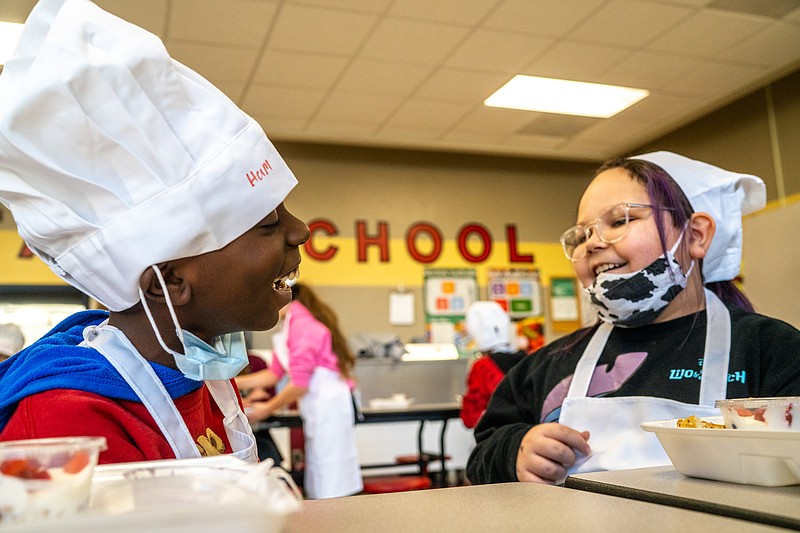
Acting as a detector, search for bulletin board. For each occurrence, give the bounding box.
[549,277,581,333]
[487,267,542,318]
[423,268,478,350]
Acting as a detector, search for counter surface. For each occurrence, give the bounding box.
[283,482,788,533]
[566,466,800,530]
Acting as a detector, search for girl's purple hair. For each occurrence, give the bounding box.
[595,157,755,312]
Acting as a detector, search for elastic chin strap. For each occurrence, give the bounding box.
[138,265,187,356]
[671,227,695,279]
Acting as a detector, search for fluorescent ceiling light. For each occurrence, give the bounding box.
[485,75,649,118]
[0,21,24,66]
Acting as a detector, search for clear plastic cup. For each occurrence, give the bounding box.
[715,397,799,430]
[0,436,107,523]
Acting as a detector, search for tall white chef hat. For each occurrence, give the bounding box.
[466,301,512,353]
[632,151,766,283]
[0,0,297,311]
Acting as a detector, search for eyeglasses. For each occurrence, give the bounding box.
[560,203,673,261]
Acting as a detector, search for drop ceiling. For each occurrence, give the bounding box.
[3,0,800,162]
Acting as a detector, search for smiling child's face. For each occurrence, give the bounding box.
[176,202,309,340]
[572,167,682,290]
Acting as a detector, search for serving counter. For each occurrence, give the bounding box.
[283,482,788,533]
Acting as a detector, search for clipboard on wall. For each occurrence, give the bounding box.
[549,277,581,333]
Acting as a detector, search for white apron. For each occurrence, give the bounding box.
[558,289,730,477]
[82,323,258,463]
[274,316,362,499]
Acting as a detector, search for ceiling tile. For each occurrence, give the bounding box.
[708,0,800,19]
[452,106,541,135]
[516,114,601,138]
[359,18,470,64]
[384,99,472,129]
[647,9,771,56]
[484,0,606,36]
[414,69,510,103]
[389,0,499,25]
[314,92,404,124]
[305,120,389,137]
[445,29,552,72]
[169,0,278,47]
[569,0,693,48]
[572,115,659,147]
[373,126,445,142]
[663,60,767,97]
[252,51,350,89]
[336,59,434,96]
[268,4,377,55]
[597,50,704,89]
[525,41,631,80]
[242,85,327,116]
[252,115,309,136]
[286,0,393,14]
[613,92,701,122]
[0,1,38,24]
[95,0,169,36]
[166,42,259,84]
[718,20,800,67]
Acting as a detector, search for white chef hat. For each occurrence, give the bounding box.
[0,0,297,311]
[632,151,766,283]
[0,323,25,358]
[466,301,512,353]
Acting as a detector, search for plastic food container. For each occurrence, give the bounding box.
[642,417,800,486]
[0,436,107,523]
[715,397,799,430]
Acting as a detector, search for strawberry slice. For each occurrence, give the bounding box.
[63,451,90,474]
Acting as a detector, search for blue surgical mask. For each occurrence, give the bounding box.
[138,266,249,381]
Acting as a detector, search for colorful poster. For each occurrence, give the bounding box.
[423,268,477,351]
[486,267,542,318]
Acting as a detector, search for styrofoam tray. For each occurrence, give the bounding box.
[641,417,800,486]
[1,457,302,533]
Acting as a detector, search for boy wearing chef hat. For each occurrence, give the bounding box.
[467,152,800,485]
[0,0,309,464]
[460,302,528,429]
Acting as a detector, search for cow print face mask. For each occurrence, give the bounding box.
[582,232,694,328]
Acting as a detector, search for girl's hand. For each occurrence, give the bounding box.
[245,388,272,402]
[515,423,591,485]
[243,401,273,423]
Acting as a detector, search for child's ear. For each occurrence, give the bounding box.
[138,262,192,306]
[687,212,716,259]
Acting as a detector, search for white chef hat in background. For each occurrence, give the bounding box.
[0,0,297,311]
[632,151,766,283]
[466,301,513,353]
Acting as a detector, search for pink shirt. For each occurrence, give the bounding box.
[271,301,349,389]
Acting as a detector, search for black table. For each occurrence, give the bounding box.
[253,402,462,486]
[566,466,800,530]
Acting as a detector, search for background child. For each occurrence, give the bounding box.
[460,301,528,429]
[467,152,800,485]
[236,283,362,499]
[0,0,309,464]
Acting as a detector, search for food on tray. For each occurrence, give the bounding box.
[676,415,725,429]
[715,397,799,430]
[0,437,106,523]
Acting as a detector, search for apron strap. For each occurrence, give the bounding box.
[698,289,731,406]
[84,325,200,458]
[568,289,731,405]
[567,323,612,398]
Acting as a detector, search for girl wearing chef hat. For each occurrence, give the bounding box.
[0,0,309,465]
[467,152,800,485]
